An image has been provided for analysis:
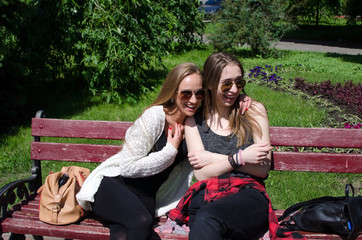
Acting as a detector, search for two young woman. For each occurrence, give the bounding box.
[168,52,306,240]
[76,60,251,240]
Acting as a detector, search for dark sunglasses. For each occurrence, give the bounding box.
[221,79,246,92]
[178,89,205,101]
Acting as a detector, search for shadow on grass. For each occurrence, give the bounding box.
[0,67,168,144]
[283,25,362,44]
[325,52,362,65]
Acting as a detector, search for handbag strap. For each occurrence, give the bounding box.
[279,184,355,222]
[278,195,346,222]
[345,183,354,198]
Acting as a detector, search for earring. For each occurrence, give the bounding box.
[170,98,174,103]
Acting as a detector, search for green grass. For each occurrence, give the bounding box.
[246,83,326,127]
[0,46,361,209]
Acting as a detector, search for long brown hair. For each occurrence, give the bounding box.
[203,52,261,146]
[150,62,202,111]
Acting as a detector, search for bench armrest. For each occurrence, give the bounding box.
[0,166,40,219]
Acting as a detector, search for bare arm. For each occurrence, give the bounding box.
[185,117,233,181]
[235,102,271,178]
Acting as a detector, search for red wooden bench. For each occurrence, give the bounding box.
[0,110,361,240]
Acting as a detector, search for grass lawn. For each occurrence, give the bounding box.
[0,46,361,209]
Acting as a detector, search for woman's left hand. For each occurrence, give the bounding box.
[167,123,184,149]
[238,94,252,115]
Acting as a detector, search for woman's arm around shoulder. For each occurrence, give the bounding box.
[236,101,272,178]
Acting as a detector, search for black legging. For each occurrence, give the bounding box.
[92,176,155,240]
[188,188,269,240]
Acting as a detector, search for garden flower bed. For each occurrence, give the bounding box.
[248,64,361,129]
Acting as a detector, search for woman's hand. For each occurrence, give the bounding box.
[188,150,216,169]
[238,94,252,115]
[241,142,273,165]
[167,123,184,149]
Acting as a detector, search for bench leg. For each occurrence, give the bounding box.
[8,233,25,240]
[33,236,44,240]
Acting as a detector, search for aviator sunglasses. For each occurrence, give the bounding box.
[178,89,205,101]
[220,78,246,92]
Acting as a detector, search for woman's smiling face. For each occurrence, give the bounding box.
[215,63,243,110]
[175,73,203,117]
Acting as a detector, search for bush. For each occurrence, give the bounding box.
[209,0,296,57]
[0,0,204,131]
[0,0,83,130]
[294,78,362,116]
[79,0,204,103]
[345,0,362,25]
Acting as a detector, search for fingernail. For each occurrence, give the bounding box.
[169,126,172,130]
[245,108,248,111]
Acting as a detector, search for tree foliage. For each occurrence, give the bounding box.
[344,0,362,25]
[78,0,204,103]
[287,0,342,26]
[210,0,296,57]
[0,0,203,129]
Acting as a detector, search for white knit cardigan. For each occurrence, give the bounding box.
[76,105,193,217]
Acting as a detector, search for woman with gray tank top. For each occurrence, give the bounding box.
[167,52,306,240]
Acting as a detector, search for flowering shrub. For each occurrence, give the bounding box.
[248,65,362,129]
[294,77,362,116]
[344,122,362,129]
[248,64,292,85]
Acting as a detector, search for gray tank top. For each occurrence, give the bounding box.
[194,110,253,156]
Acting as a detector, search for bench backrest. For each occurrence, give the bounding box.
[31,114,362,175]
[269,127,361,173]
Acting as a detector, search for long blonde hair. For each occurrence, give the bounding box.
[203,52,261,147]
[125,62,202,153]
[150,62,202,111]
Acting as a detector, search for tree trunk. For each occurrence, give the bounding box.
[316,0,319,26]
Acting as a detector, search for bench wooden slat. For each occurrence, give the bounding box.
[270,127,362,148]
[32,118,133,140]
[272,152,362,173]
[2,215,188,240]
[1,218,110,240]
[11,211,104,227]
[31,142,121,162]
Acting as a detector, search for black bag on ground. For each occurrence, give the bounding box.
[279,184,361,240]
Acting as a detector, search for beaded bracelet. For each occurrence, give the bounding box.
[235,150,240,167]
[238,149,246,166]
[228,154,238,169]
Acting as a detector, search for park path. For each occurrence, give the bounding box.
[275,39,362,55]
[202,34,362,55]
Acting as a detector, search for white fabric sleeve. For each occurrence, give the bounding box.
[117,106,178,177]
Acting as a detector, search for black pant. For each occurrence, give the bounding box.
[92,176,155,240]
[188,188,269,240]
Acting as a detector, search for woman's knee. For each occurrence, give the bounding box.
[129,211,154,230]
[126,212,154,240]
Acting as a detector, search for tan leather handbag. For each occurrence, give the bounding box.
[37,166,90,225]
